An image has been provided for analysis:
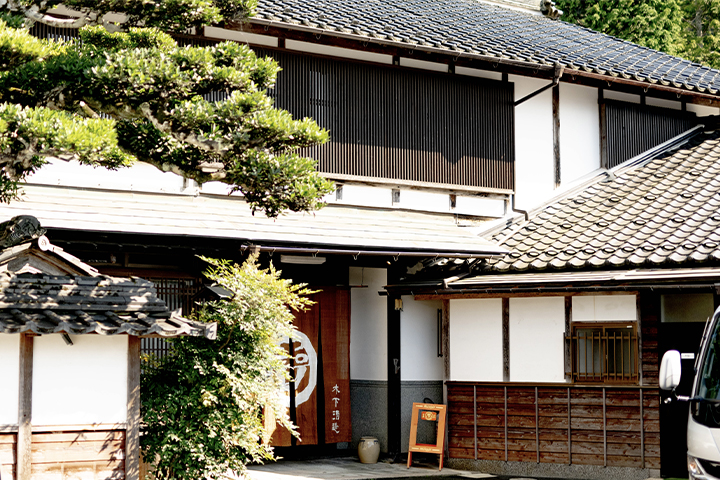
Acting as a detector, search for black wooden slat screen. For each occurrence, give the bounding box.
[605,100,697,168]
[260,49,515,191]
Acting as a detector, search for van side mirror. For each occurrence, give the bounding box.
[659,350,682,391]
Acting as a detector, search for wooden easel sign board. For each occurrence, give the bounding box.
[407,402,447,471]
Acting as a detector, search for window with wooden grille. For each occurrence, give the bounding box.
[567,323,638,383]
[141,278,202,361]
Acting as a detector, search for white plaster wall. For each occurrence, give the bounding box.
[646,97,682,110]
[509,297,565,382]
[398,189,450,212]
[400,297,443,381]
[286,40,392,65]
[204,27,278,47]
[349,267,388,380]
[688,104,720,117]
[339,184,392,209]
[399,57,448,73]
[32,335,128,425]
[449,298,503,381]
[0,335,19,425]
[454,195,506,217]
[559,83,600,185]
[28,157,188,194]
[604,90,641,104]
[512,75,554,210]
[455,66,503,81]
[572,295,636,321]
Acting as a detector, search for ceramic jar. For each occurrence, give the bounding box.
[358,436,380,464]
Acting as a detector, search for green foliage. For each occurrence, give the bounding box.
[683,0,720,69]
[556,0,686,56]
[0,102,131,202]
[141,256,312,480]
[556,0,720,69]
[0,3,333,217]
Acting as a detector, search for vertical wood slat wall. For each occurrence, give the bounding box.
[447,383,660,469]
[249,48,517,191]
[0,430,126,480]
[604,100,697,169]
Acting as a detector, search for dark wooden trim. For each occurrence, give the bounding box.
[599,89,608,170]
[637,294,644,386]
[387,288,402,460]
[603,387,607,467]
[17,333,34,480]
[474,385,478,460]
[416,290,641,301]
[502,298,510,382]
[126,336,141,480]
[442,299,450,403]
[553,84,561,188]
[564,297,572,378]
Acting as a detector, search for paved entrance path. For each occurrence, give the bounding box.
[247,457,494,480]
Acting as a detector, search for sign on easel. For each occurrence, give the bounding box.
[407,402,447,471]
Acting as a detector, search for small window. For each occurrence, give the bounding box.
[567,323,638,383]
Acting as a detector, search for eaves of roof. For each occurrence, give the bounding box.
[0,184,507,259]
[240,0,720,103]
[0,273,216,338]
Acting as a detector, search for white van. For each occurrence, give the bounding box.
[661,306,720,480]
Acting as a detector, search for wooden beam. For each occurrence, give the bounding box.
[415,290,640,301]
[502,298,510,382]
[126,336,141,480]
[553,84,561,188]
[599,89,608,170]
[564,297,572,379]
[442,299,450,405]
[17,333,34,480]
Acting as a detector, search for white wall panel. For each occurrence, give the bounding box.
[509,297,565,382]
[604,90,641,104]
[511,75,554,210]
[401,297,443,381]
[28,158,188,194]
[559,83,600,185]
[350,267,388,380]
[455,66,503,81]
[449,298,503,381]
[33,335,128,425]
[646,97,682,110]
[688,104,720,117]
[0,335,19,425]
[572,295,636,321]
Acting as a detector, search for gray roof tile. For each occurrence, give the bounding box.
[484,131,720,272]
[254,0,720,95]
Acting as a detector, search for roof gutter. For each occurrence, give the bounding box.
[240,244,506,259]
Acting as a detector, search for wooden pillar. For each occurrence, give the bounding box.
[553,84,561,188]
[442,300,450,405]
[17,333,34,480]
[387,292,402,461]
[126,336,141,480]
[599,88,608,170]
[502,298,510,382]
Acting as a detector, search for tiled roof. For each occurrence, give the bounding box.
[0,233,216,338]
[251,0,720,95]
[0,274,215,338]
[481,131,720,273]
[0,183,506,258]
